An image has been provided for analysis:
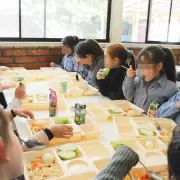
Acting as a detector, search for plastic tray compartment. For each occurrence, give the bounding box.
[64,86,84,98]
[51,172,97,180]
[87,104,113,121]
[110,139,142,152]
[113,116,133,127]
[79,140,114,160]
[137,137,166,151]
[116,124,138,137]
[144,151,167,167]
[27,118,53,136]
[56,144,84,161]
[93,158,110,171]
[79,124,103,140]
[135,121,160,137]
[82,84,99,96]
[23,149,64,180]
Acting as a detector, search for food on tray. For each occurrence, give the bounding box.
[138,173,149,180]
[54,116,71,124]
[159,129,169,136]
[138,128,156,136]
[27,153,62,180]
[30,122,50,134]
[108,107,124,115]
[13,76,25,82]
[23,95,34,103]
[42,153,54,164]
[57,144,78,160]
[36,94,48,102]
[145,141,154,150]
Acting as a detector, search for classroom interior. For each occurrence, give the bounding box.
[0,0,180,180]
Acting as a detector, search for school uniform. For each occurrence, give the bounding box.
[96,67,126,100]
[157,91,180,124]
[122,71,178,112]
[85,55,104,87]
[58,54,88,77]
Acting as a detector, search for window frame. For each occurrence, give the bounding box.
[0,0,112,42]
[122,0,180,45]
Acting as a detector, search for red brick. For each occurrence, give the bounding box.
[51,48,62,55]
[15,57,38,63]
[3,49,27,56]
[38,56,57,63]
[0,49,2,56]
[28,49,49,56]
[0,57,14,63]
[27,63,49,69]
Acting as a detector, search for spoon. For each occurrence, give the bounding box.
[139,161,164,180]
[19,138,46,150]
[121,65,143,79]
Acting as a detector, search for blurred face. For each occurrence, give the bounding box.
[62,45,73,55]
[76,54,93,66]
[138,56,163,82]
[104,49,120,69]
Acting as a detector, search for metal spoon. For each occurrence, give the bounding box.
[121,65,143,79]
[19,138,46,150]
[139,161,164,180]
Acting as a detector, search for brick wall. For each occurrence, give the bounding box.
[0,47,63,69]
[0,46,180,69]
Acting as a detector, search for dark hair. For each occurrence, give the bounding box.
[75,39,104,60]
[62,36,79,51]
[168,125,180,179]
[137,46,176,82]
[106,44,135,69]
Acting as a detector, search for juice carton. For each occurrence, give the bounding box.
[49,88,58,117]
[74,103,86,125]
[60,81,67,93]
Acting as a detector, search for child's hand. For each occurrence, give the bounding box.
[14,109,34,119]
[127,65,136,78]
[49,125,73,139]
[50,62,56,67]
[15,84,26,100]
[97,69,104,80]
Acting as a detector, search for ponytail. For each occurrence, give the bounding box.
[162,48,176,83]
[137,46,176,83]
[62,35,80,51]
[105,44,136,69]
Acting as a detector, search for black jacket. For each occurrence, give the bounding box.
[96,67,126,100]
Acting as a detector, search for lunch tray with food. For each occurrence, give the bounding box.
[21,93,67,110]
[23,139,168,180]
[26,115,103,146]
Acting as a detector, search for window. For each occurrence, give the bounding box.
[168,0,180,42]
[148,0,171,42]
[0,0,111,41]
[122,0,180,44]
[122,0,149,43]
[0,0,19,37]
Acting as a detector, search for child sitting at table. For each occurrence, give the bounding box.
[0,108,73,180]
[157,91,180,124]
[123,46,178,112]
[50,35,88,77]
[96,44,135,100]
[75,39,104,87]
